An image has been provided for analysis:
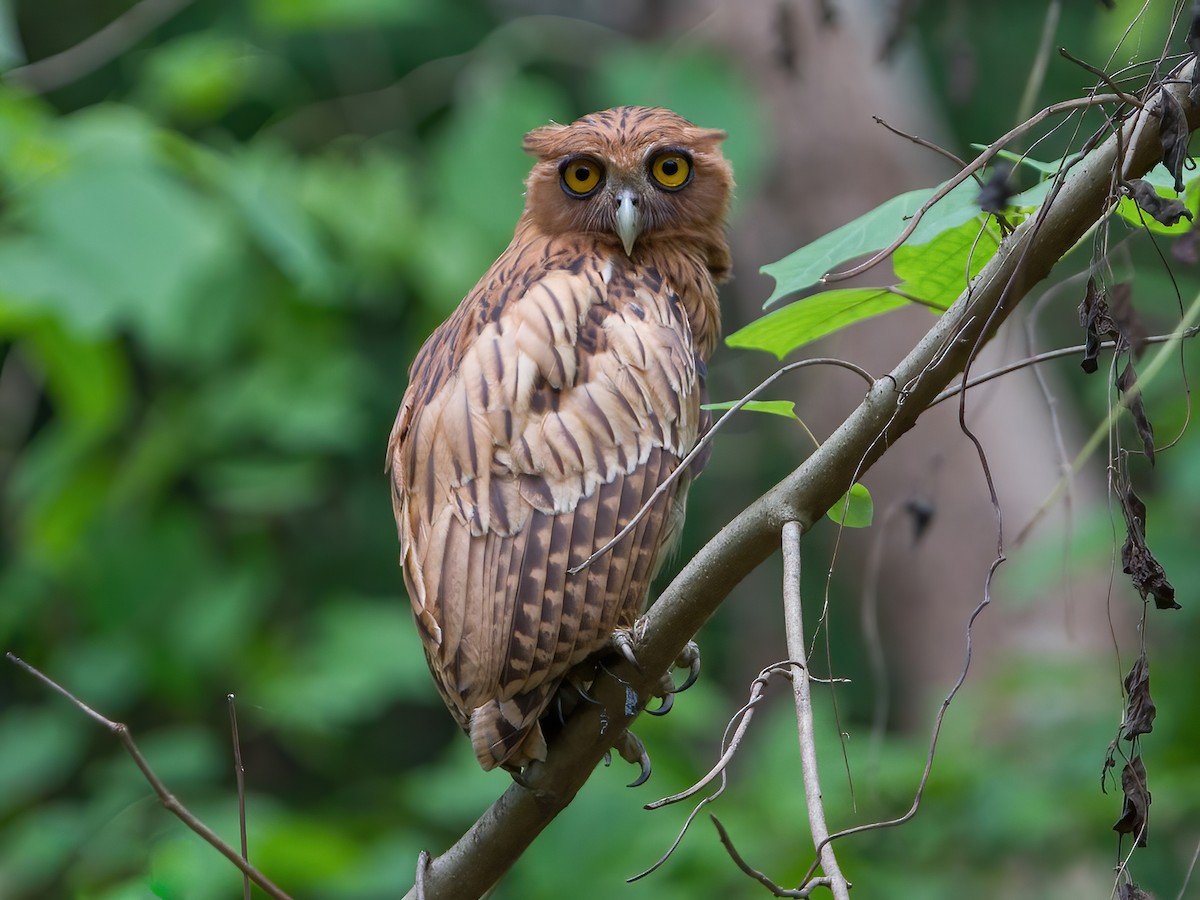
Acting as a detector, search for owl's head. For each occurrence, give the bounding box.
[522,106,733,268]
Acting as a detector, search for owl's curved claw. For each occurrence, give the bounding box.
[672,641,702,693]
[611,628,642,671]
[508,763,534,789]
[615,731,652,787]
[645,690,674,717]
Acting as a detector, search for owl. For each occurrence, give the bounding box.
[387,106,733,775]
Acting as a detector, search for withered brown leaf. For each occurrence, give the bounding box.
[1120,484,1179,609]
[1079,276,1112,374]
[1118,884,1155,900]
[1158,87,1190,194]
[1122,652,1156,740]
[1113,756,1151,847]
[1117,362,1156,464]
[1127,178,1193,226]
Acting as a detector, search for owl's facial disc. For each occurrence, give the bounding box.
[613,187,641,256]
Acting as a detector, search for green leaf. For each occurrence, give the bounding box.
[219,146,338,300]
[893,216,1000,307]
[703,399,799,420]
[826,483,873,528]
[760,178,984,306]
[136,34,273,123]
[726,288,906,359]
[4,108,238,353]
[978,146,1073,176]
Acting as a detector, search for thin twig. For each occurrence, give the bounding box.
[7,653,292,900]
[644,663,790,811]
[227,694,251,900]
[1060,47,1145,109]
[1014,293,1200,546]
[630,661,804,881]
[711,815,831,898]
[872,116,974,176]
[822,94,1124,284]
[628,786,722,881]
[930,327,1200,407]
[782,521,851,900]
[4,0,193,94]
[568,357,875,575]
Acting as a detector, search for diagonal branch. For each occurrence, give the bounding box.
[394,69,1196,900]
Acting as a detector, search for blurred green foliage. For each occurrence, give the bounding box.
[0,2,1198,899]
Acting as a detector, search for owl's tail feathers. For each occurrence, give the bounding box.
[469,688,554,771]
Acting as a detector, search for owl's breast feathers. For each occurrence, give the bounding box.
[387,231,721,770]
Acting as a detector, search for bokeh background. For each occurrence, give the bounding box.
[2,1,1199,897]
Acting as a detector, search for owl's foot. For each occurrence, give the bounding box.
[609,730,652,788]
[611,622,702,693]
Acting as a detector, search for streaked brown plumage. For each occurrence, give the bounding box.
[387,106,733,772]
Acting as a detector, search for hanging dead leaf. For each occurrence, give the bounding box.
[1079,276,1113,373]
[1120,484,1179,609]
[1121,652,1156,740]
[1127,178,1193,226]
[1118,884,1155,900]
[1116,362,1156,464]
[1113,756,1151,847]
[1157,87,1190,194]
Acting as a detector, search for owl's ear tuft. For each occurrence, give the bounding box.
[523,123,569,158]
[689,128,728,146]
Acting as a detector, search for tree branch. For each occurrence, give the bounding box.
[400,67,1197,899]
[782,520,851,899]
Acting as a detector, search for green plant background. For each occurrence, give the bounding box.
[1,2,1198,898]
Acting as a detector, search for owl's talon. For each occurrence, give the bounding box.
[615,731,652,787]
[611,628,642,671]
[671,640,702,693]
[645,690,674,717]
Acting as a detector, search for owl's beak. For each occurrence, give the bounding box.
[614,188,641,256]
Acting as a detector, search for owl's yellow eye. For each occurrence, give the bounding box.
[561,157,604,196]
[650,152,692,190]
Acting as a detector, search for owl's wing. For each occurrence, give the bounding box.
[387,250,705,769]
